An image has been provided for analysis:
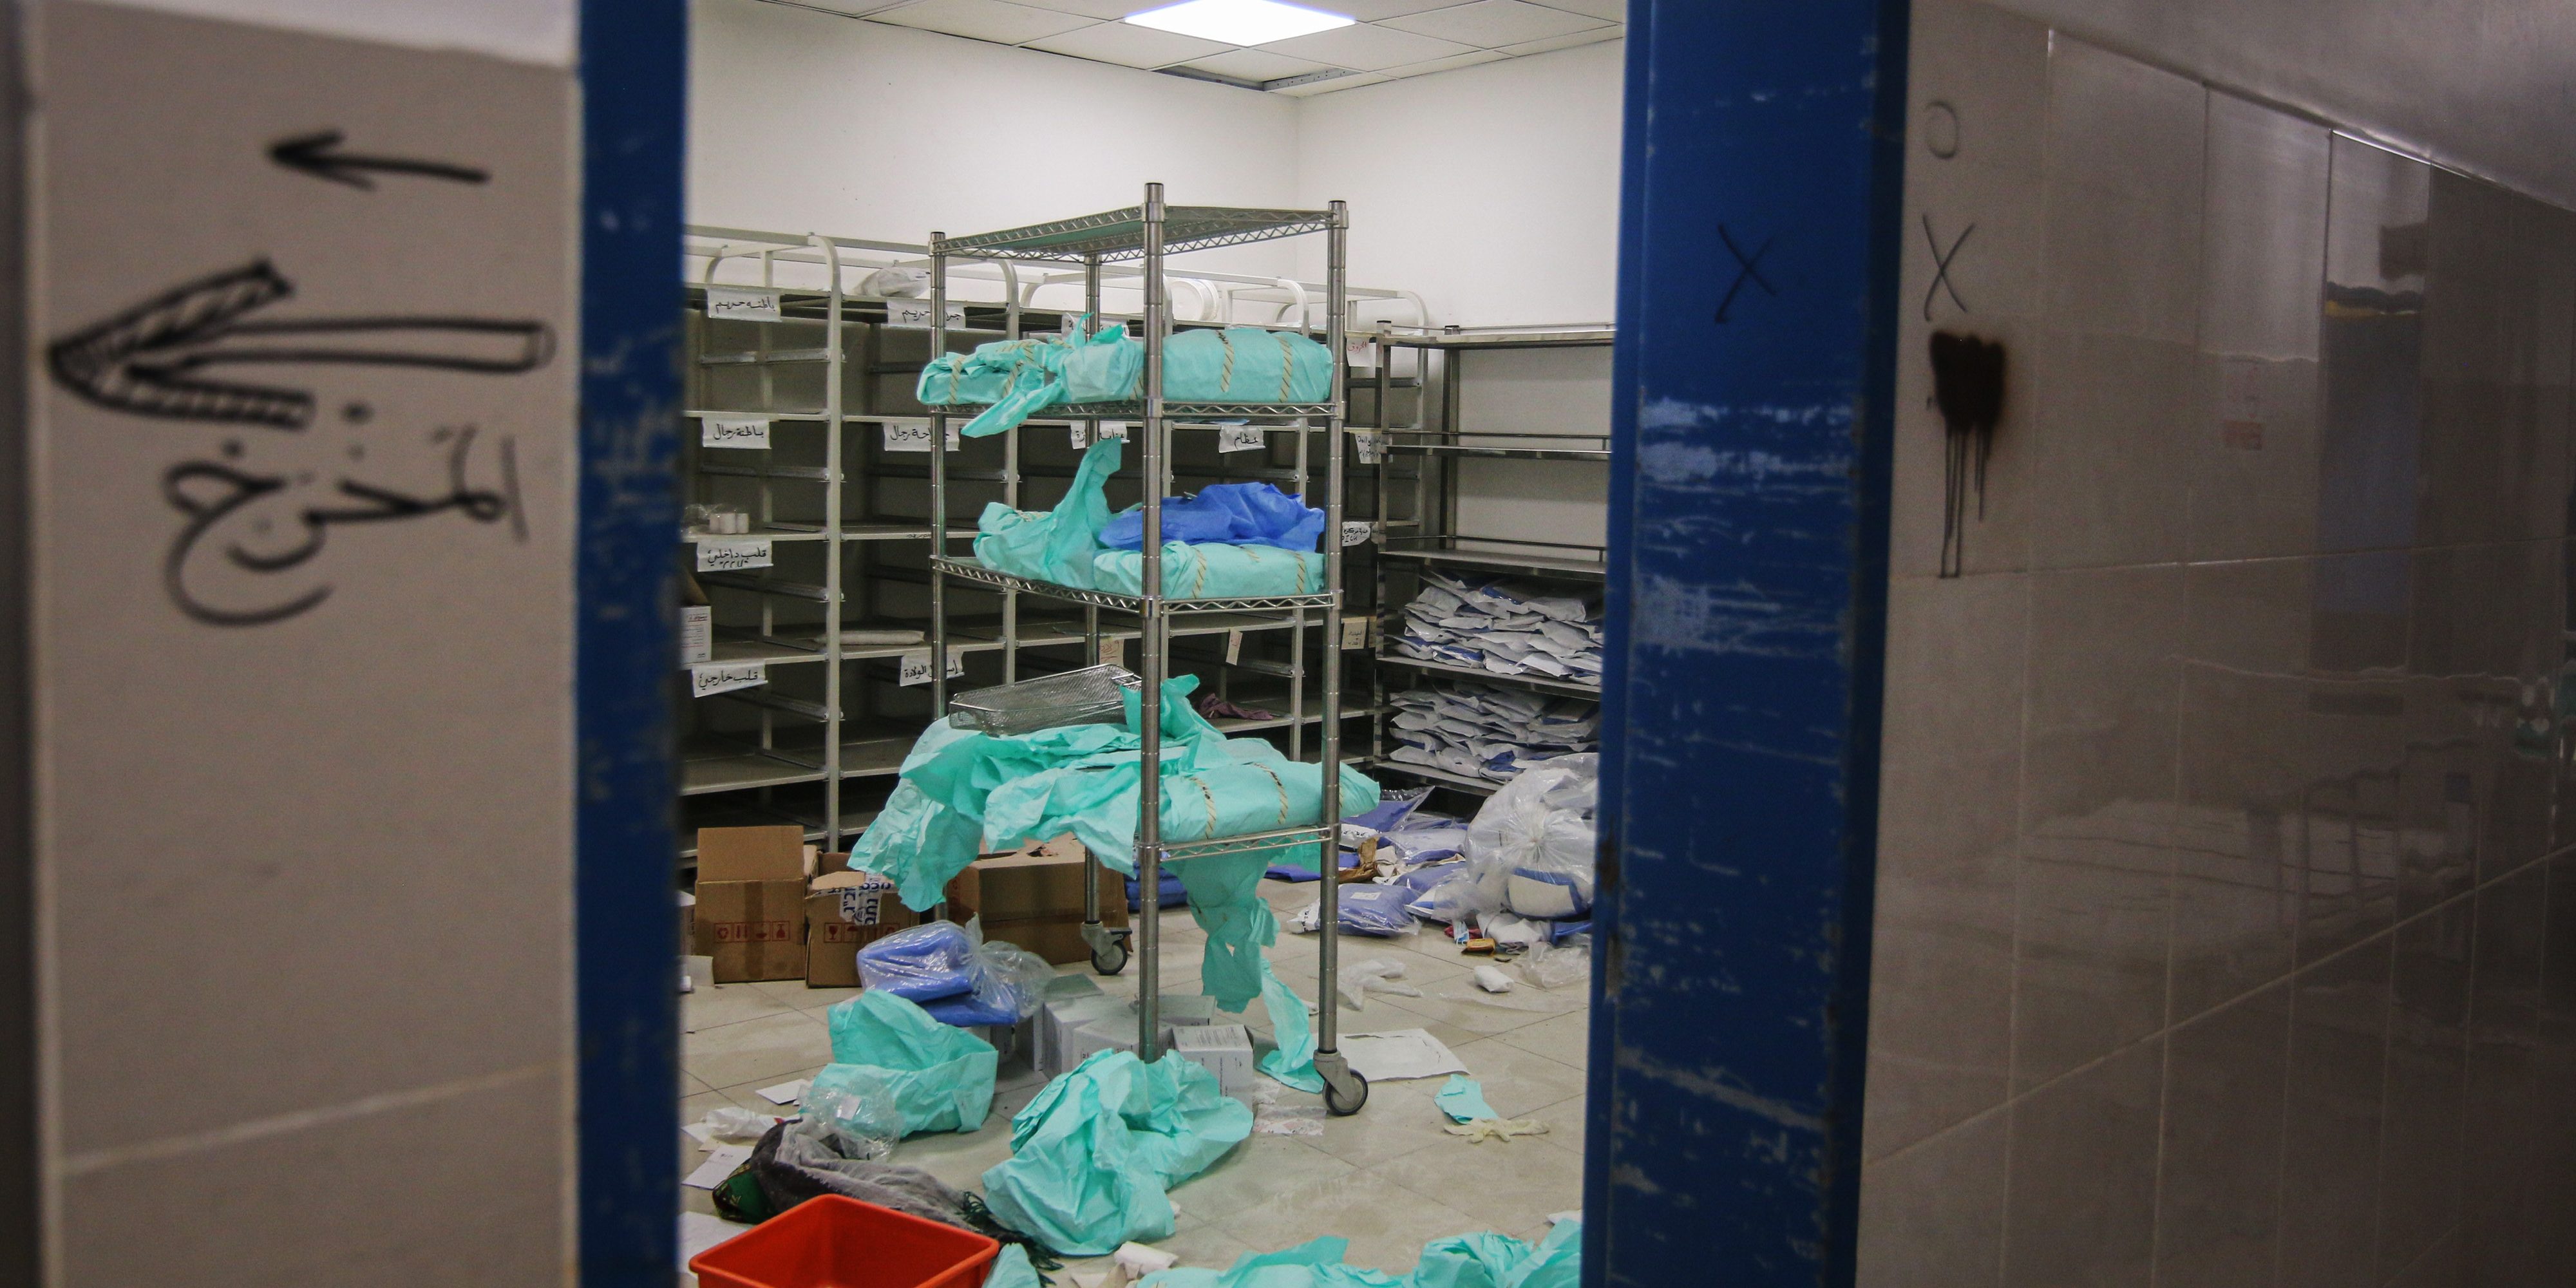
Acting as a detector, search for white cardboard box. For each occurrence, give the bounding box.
[1039,993,1128,1078]
[1171,1023,1255,1095]
[680,605,712,665]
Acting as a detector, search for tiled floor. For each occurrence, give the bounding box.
[680,878,1590,1278]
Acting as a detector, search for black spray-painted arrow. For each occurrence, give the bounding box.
[269,129,489,191]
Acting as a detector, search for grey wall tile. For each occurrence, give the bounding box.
[2190,93,2330,564]
[2154,981,2290,1288]
[2382,1228,2465,1288]
[2029,39,2206,570]
[2375,905,2472,1275]
[59,1070,565,1287]
[1893,0,2051,579]
[2316,135,2431,559]
[2405,541,2564,887]
[2016,566,2181,1088]
[2174,559,2311,1020]
[1856,1108,2008,1288]
[2002,1037,2162,1288]
[1868,575,2026,1158]
[2414,172,2576,547]
[2461,865,2550,1287]
[2277,935,2393,1288]
[2295,554,2411,964]
[2524,857,2576,1276]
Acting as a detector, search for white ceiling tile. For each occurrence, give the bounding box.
[867,0,1096,44]
[1321,0,1463,18]
[1379,0,1607,46]
[1177,46,1341,82]
[1025,20,1234,67]
[1013,0,1146,16]
[1497,26,1620,56]
[1271,70,1392,97]
[1374,47,1508,79]
[1263,22,1473,70]
[1530,0,1623,20]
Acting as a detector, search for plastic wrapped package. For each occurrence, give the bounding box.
[822,990,998,1136]
[978,1049,1253,1256]
[1092,542,1326,600]
[797,1065,902,1160]
[1099,483,1325,553]
[857,921,980,1002]
[948,664,1141,737]
[922,938,1056,1028]
[1401,866,1480,925]
[1289,883,1417,938]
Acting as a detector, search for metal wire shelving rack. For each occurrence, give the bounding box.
[674,225,1425,866]
[1365,325,1615,800]
[920,185,1374,1114]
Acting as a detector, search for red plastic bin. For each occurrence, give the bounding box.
[689,1196,1001,1288]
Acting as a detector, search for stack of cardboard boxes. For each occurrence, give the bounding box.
[687,825,1128,987]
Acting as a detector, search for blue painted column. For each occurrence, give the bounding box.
[578,1,688,1282]
[1584,3,1909,1285]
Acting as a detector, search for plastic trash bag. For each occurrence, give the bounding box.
[1100,482,1325,553]
[1519,937,1589,990]
[1092,542,1326,599]
[1334,958,1424,1010]
[979,1049,1253,1256]
[1402,866,1480,925]
[1463,755,1598,919]
[745,1116,984,1228]
[798,1065,902,1160]
[822,990,998,1135]
[857,920,981,1002]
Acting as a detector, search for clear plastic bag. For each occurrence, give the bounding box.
[1463,754,1599,920]
[1289,883,1417,938]
[1335,957,1425,1010]
[856,920,980,1002]
[1519,936,1591,991]
[799,1064,902,1160]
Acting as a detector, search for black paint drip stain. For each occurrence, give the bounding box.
[1930,332,2005,579]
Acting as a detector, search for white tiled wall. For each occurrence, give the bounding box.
[1862,3,2576,1283]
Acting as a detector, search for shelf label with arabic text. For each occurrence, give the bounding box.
[706,286,782,322]
[696,539,773,573]
[882,419,959,452]
[897,648,966,687]
[690,661,767,698]
[701,415,772,448]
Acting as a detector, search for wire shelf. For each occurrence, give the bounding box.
[932,556,1339,614]
[923,401,1338,422]
[1160,824,1336,861]
[940,205,1334,262]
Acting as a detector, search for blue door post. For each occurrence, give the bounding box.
[1586,3,1909,1283]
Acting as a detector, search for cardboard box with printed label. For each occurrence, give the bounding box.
[805,851,921,988]
[945,835,1128,965]
[1171,1023,1256,1095]
[691,825,808,983]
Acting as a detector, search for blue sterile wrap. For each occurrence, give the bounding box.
[1101,482,1324,553]
[855,921,978,1002]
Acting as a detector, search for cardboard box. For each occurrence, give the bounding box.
[1039,991,1127,1078]
[805,852,921,988]
[1048,993,1218,1077]
[945,835,1128,965]
[681,605,712,665]
[1171,1023,1256,1095]
[692,825,808,983]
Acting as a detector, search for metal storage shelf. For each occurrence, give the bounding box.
[1374,652,1601,697]
[941,204,1332,261]
[926,400,1338,422]
[1370,758,1504,797]
[1381,325,1615,350]
[682,748,826,796]
[932,556,1338,614]
[1376,540,1608,580]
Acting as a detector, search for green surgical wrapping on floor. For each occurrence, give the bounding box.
[1138,1222,1582,1288]
[980,1049,1253,1256]
[820,990,997,1135]
[1256,959,1322,1092]
[984,1244,1042,1288]
[920,321,1331,437]
[1434,1075,1498,1123]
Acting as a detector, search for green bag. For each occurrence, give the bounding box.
[821,991,998,1135]
[980,1049,1252,1256]
[1092,542,1326,599]
[973,437,1124,590]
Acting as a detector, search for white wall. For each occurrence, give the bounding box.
[1293,41,1624,328]
[690,0,1303,283]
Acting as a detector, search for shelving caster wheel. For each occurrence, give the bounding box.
[1083,922,1130,976]
[1318,1054,1368,1117]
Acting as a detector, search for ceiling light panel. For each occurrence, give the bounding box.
[1126,0,1355,46]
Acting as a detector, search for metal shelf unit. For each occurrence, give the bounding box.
[1363,326,1613,797]
[921,187,1368,1112]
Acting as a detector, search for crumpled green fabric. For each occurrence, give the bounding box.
[1140,1223,1582,1288]
[821,990,998,1135]
[974,436,1124,590]
[1257,958,1323,1092]
[980,1049,1252,1256]
[1434,1076,1497,1123]
[985,1244,1042,1288]
[919,321,1329,438]
[1092,542,1327,600]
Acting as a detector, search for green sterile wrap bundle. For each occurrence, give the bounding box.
[980,1048,1253,1257]
[918,319,1331,438]
[819,989,998,1135]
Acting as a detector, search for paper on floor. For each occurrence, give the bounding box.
[679,1211,743,1263]
[1340,1028,1468,1081]
[681,1144,752,1189]
[756,1079,808,1105]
